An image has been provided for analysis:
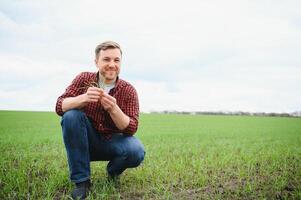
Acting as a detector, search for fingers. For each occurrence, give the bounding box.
[101,96,114,105]
[87,91,100,100]
[100,94,117,112]
[87,90,101,97]
[88,96,99,102]
[102,93,117,106]
[85,87,117,109]
[87,87,104,93]
[102,92,116,101]
[85,87,103,102]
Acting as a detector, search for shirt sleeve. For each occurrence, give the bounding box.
[122,86,139,135]
[55,72,86,116]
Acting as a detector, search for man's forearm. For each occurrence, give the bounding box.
[109,106,130,131]
[62,95,87,112]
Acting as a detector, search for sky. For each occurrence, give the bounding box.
[0,0,300,113]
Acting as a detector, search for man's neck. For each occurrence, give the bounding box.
[98,74,116,85]
[104,78,116,85]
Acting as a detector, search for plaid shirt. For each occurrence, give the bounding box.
[55,72,139,136]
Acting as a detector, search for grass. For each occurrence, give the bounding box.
[0,111,300,199]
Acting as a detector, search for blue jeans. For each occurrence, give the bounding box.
[61,109,145,183]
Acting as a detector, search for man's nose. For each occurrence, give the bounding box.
[106,63,116,71]
[109,60,115,67]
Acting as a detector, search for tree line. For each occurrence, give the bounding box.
[147,110,301,117]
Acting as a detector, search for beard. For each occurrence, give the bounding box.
[100,67,119,81]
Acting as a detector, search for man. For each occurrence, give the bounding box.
[55,41,145,199]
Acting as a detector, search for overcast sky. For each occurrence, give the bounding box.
[0,0,300,113]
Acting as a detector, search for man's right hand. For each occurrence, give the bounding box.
[81,87,104,103]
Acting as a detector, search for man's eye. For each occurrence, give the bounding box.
[115,60,120,63]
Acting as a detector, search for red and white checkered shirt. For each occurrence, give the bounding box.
[55,72,139,136]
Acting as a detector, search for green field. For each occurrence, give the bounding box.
[0,111,300,199]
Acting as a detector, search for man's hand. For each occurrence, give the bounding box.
[82,87,103,103]
[100,92,130,130]
[61,87,103,112]
[100,92,117,113]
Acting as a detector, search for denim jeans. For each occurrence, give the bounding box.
[61,109,145,183]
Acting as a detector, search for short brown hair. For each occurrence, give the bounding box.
[95,41,122,59]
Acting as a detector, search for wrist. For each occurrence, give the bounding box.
[78,94,88,105]
[109,104,119,115]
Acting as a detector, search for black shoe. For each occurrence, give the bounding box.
[71,180,91,200]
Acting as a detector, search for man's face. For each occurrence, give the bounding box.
[95,48,121,82]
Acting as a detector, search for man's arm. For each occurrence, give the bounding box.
[61,95,87,112]
[62,87,103,112]
[100,92,130,130]
[56,72,94,116]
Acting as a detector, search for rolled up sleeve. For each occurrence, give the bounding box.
[122,87,139,135]
[55,72,86,116]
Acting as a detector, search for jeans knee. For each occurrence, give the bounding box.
[61,110,89,148]
[129,146,145,167]
[61,109,85,127]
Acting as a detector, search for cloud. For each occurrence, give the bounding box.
[0,0,301,112]
[0,53,87,111]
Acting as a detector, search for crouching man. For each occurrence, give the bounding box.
[55,41,145,199]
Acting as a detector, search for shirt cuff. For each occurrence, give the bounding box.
[55,97,64,116]
[123,117,138,135]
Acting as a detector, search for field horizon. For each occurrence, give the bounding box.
[0,110,300,199]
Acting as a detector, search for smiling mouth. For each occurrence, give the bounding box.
[104,66,118,71]
[102,69,117,77]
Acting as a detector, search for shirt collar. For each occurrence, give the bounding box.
[96,71,120,87]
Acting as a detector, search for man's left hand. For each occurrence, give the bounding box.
[100,93,118,113]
